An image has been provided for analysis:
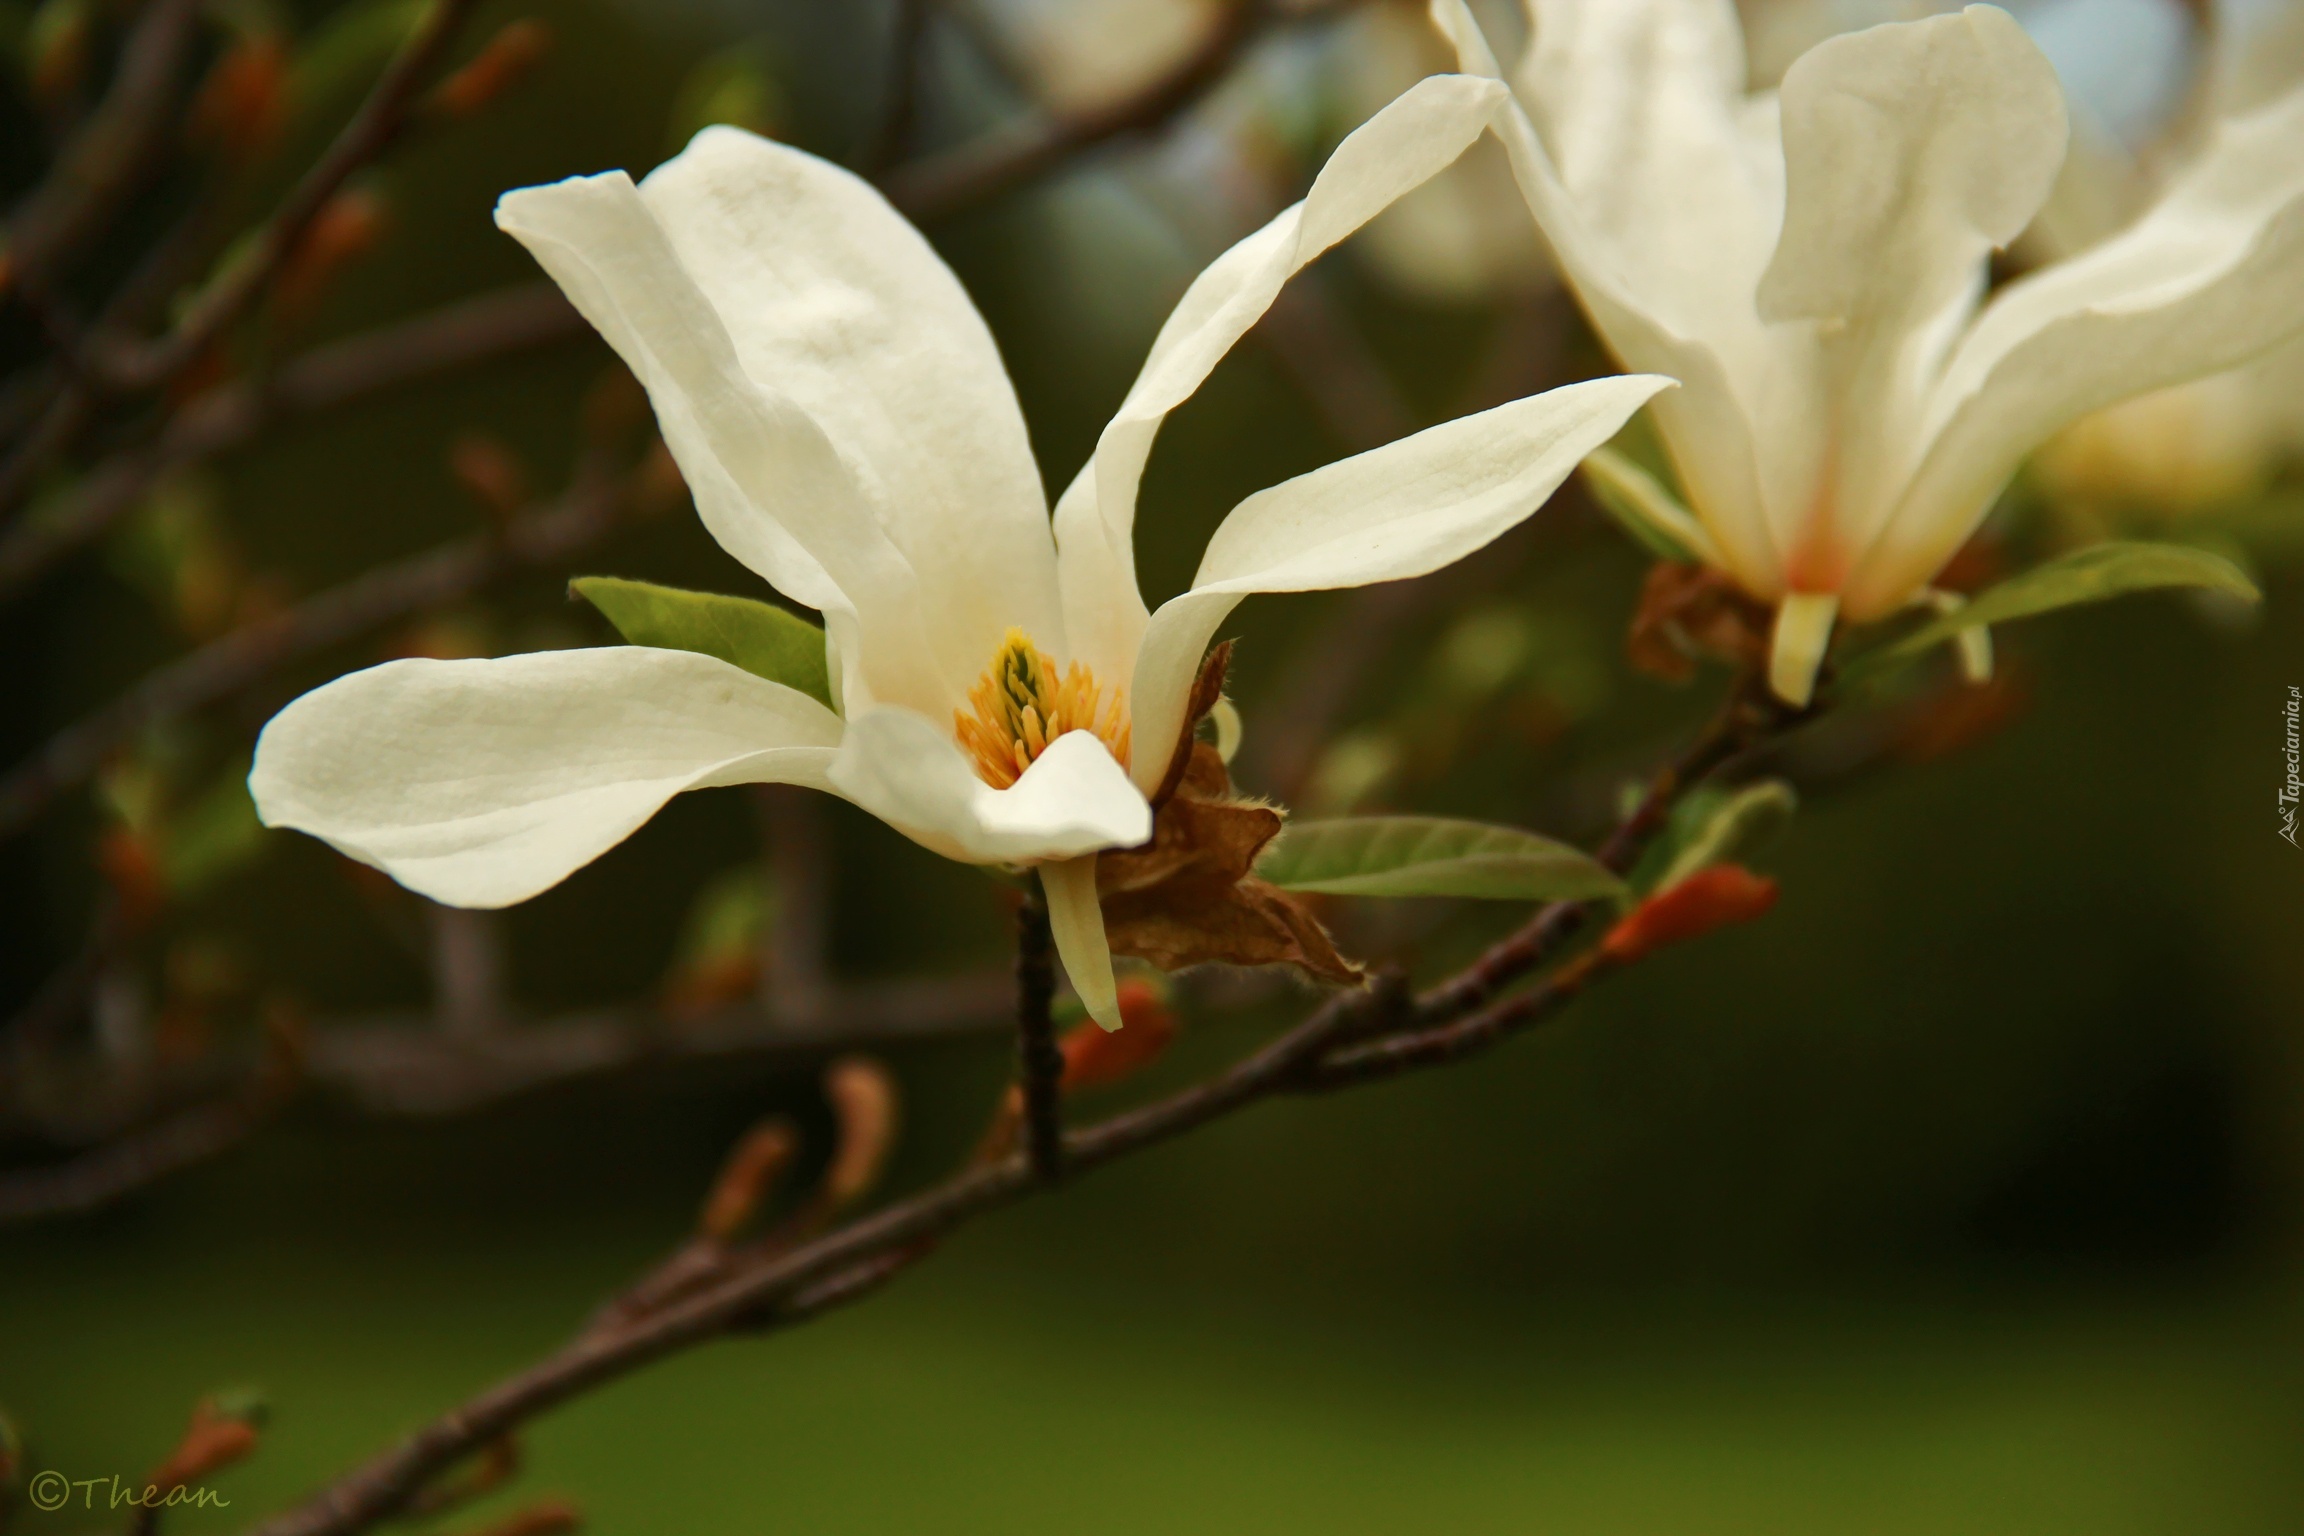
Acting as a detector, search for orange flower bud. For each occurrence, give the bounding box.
[194,33,289,160]
[275,187,389,319]
[449,433,531,518]
[1059,979,1177,1092]
[1600,864,1778,965]
[147,1399,261,1493]
[97,828,166,925]
[820,1057,899,1210]
[456,1497,582,1536]
[696,1119,798,1241]
[431,20,554,118]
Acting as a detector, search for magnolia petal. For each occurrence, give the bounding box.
[1757,8,2067,573]
[1127,374,1669,792]
[1430,0,1791,597]
[1768,591,1838,707]
[829,710,1151,867]
[1052,72,1508,688]
[1042,856,1122,1032]
[1920,588,1996,684]
[638,129,1067,682]
[250,648,843,909]
[1852,84,2304,618]
[495,171,946,716]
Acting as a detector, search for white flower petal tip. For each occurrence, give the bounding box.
[1209,698,1243,764]
[1042,857,1122,1032]
[249,648,844,910]
[1768,593,1841,708]
[1919,588,1996,685]
[1125,373,1672,794]
[1955,625,1996,685]
[829,710,1150,868]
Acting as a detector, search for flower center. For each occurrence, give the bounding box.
[953,628,1130,789]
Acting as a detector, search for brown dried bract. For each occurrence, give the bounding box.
[1627,562,1772,683]
[1099,740,1360,986]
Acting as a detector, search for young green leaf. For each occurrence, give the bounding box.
[571,576,833,708]
[1841,541,2259,689]
[1645,778,1797,895]
[1580,447,1720,566]
[1257,816,1626,901]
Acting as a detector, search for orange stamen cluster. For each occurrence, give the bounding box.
[954,628,1130,789]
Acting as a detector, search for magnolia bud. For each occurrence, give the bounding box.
[1600,865,1779,965]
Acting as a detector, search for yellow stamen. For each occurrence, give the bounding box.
[953,627,1130,789]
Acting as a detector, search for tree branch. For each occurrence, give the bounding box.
[234,679,1796,1536]
[0,0,206,293]
[1013,887,1063,1181]
[883,0,1264,222]
[0,283,582,603]
[97,0,486,392]
[0,455,620,841]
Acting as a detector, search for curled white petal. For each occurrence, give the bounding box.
[494,168,947,717]
[1853,82,2304,616]
[1053,72,1510,688]
[1042,856,1121,1032]
[829,710,1151,867]
[1129,374,1669,793]
[637,128,1067,687]
[250,648,843,909]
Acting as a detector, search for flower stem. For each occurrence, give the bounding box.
[1015,883,1064,1182]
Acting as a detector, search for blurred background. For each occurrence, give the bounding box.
[3,0,2301,1531]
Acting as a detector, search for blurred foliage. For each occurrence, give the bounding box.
[2,0,2302,1531]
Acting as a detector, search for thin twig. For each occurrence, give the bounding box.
[883,0,1262,221]
[298,971,1014,1117]
[234,680,1794,1536]
[98,0,486,392]
[0,0,206,292]
[0,1079,286,1222]
[859,0,931,176]
[0,283,581,601]
[0,463,622,841]
[1014,886,1063,1181]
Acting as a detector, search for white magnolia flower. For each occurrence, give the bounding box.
[248,76,1667,1028]
[1432,0,2304,703]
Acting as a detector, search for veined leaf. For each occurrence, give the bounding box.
[1258,815,1625,901]
[572,576,833,709]
[1645,778,1797,895]
[1581,447,1719,566]
[1842,542,2259,688]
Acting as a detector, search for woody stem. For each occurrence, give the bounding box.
[1014,884,1064,1182]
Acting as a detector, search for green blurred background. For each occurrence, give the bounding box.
[4,1,2302,1531]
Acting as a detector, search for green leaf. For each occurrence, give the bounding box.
[1841,541,2260,689]
[1644,778,1797,895]
[572,576,833,709]
[1258,816,1626,901]
[1580,447,1715,565]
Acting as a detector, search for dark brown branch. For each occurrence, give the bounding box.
[0,282,582,602]
[235,679,1792,1536]
[0,1078,284,1222]
[98,0,486,392]
[1,0,206,292]
[859,0,931,176]
[299,971,1014,1117]
[883,0,1262,221]
[1013,887,1063,1181]
[0,460,619,841]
